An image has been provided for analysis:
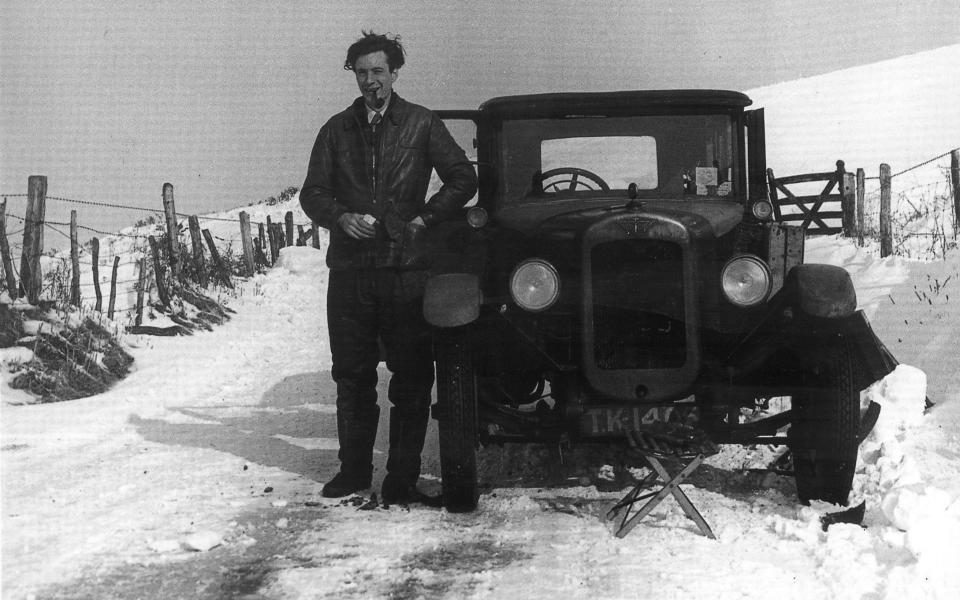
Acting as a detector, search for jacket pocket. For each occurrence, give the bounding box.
[399,221,430,269]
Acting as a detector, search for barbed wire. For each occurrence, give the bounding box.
[45,223,74,243]
[77,277,143,288]
[38,254,142,270]
[92,259,142,268]
[79,224,155,240]
[860,147,957,181]
[890,148,958,179]
[45,195,166,214]
[2,192,313,228]
[5,213,72,228]
[6,212,159,241]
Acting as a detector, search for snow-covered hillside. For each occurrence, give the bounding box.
[747,44,960,180]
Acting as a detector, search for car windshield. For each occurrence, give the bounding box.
[498,114,737,204]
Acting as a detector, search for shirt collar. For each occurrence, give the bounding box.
[366,93,392,123]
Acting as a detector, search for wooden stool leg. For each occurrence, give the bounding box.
[613,477,676,538]
[613,455,698,538]
[606,470,658,520]
[647,454,716,539]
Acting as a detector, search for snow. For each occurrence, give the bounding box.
[4,228,958,599]
[3,46,960,599]
[748,44,960,180]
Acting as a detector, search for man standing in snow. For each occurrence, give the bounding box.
[300,31,477,503]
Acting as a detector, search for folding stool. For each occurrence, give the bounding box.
[607,426,720,539]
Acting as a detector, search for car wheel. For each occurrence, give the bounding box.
[435,327,480,512]
[788,339,861,506]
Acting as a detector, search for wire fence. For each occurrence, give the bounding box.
[851,148,958,260]
[1,191,313,229]
[1,181,322,325]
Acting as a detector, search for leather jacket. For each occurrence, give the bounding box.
[301,93,478,270]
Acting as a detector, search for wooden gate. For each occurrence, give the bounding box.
[766,160,855,236]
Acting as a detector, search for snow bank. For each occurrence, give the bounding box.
[275,245,327,274]
[854,360,960,598]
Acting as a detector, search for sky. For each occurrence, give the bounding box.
[2,0,959,248]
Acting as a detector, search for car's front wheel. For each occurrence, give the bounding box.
[788,339,861,505]
[435,327,480,512]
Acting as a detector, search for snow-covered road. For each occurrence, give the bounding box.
[3,237,959,599]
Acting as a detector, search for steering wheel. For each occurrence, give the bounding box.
[538,167,610,192]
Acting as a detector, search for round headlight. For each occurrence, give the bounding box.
[721,255,772,307]
[466,206,488,229]
[751,200,774,221]
[510,259,560,312]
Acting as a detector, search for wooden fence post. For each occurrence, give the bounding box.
[18,188,34,300]
[19,175,46,303]
[838,161,855,238]
[855,168,865,245]
[258,223,266,261]
[0,200,17,298]
[879,163,893,258]
[202,229,233,289]
[70,210,80,306]
[285,212,294,247]
[266,216,277,264]
[148,235,171,308]
[162,183,180,278]
[951,149,959,237]
[187,215,207,287]
[311,222,320,249]
[239,211,255,276]
[107,256,120,319]
[254,238,265,267]
[135,258,146,326]
[91,238,103,312]
[297,225,306,246]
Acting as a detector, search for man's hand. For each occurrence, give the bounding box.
[338,213,377,239]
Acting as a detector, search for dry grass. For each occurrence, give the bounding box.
[6,308,134,403]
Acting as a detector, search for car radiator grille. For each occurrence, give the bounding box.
[591,239,687,369]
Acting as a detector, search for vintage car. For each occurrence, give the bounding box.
[422,90,896,513]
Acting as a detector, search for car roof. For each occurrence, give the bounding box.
[475,89,752,119]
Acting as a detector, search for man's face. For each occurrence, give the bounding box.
[354,51,397,110]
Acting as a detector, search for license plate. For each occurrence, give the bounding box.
[580,406,677,436]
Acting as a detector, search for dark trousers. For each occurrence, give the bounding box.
[327,268,435,481]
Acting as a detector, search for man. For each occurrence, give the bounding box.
[300,31,477,503]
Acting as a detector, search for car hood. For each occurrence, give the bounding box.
[494,197,744,239]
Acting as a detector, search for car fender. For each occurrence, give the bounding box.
[423,273,482,328]
[786,263,857,318]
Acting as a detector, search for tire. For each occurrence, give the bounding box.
[788,339,861,506]
[435,328,480,512]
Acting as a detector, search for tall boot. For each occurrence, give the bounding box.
[322,405,379,498]
[382,405,430,503]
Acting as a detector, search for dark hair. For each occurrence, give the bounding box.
[344,31,406,72]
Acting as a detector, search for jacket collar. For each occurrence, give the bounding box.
[346,93,407,129]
